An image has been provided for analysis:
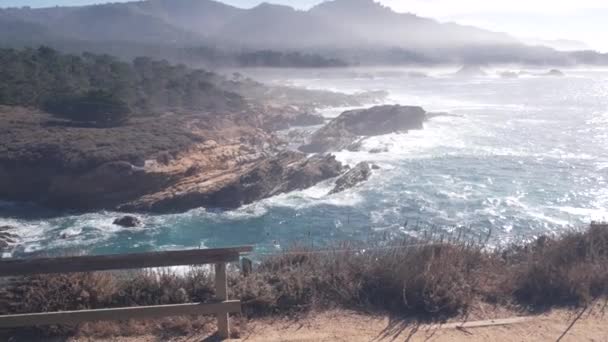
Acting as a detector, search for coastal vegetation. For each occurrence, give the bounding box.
[0,0,605,340]
[43,90,131,127]
[1,223,606,339]
[0,47,391,212]
[0,46,245,119]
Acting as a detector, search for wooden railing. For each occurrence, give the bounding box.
[0,246,253,339]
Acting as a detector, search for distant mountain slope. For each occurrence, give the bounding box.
[0,0,606,66]
[0,13,58,45]
[309,0,518,49]
[0,0,519,49]
[2,3,200,44]
[126,0,243,38]
[213,3,356,49]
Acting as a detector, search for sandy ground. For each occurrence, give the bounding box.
[235,309,608,342]
[63,304,608,342]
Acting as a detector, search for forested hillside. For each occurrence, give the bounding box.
[0,46,245,118]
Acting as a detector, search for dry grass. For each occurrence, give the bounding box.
[2,223,608,339]
[509,223,608,307]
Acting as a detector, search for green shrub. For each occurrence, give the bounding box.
[44,90,131,127]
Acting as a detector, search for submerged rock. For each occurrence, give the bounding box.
[330,162,372,195]
[426,112,462,119]
[453,65,487,77]
[499,71,519,79]
[113,216,142,228]
[545,69,565,77]
[300,105,426,153]
[0,226,18,250]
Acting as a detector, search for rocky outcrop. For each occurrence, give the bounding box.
[0,82,385,214]
[250,104,326,131]
[113,216,142,228]
[0,105,346,213]
[0,80,377,214]
[300,105,427,153]
[330,162,371,195]
[121,151,343,212]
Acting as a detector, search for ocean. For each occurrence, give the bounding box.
[2,67,607,257]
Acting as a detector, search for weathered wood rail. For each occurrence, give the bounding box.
[0,246,253,339]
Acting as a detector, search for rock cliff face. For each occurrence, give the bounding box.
[0,106,343,213]
[122,151,343,212]
[300,105,427,153]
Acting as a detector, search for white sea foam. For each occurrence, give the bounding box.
[260,181,365,209]
[551,206,607,221]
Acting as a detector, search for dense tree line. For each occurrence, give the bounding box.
[0,46,245,124]
[235,50,348,68]
[178,47,349,68]
[43,90,131,126]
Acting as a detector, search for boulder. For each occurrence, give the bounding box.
[0,226,18,250]
[329,162,372,195]
[369,148,388,154]
[545,69,565,77]
[300,105,426,153]
[113,216,142,228]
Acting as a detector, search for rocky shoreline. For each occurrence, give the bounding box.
[0,95,439,214]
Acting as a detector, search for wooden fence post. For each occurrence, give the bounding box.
[215,263,229,339]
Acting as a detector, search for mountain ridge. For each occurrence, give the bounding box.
[1,0,606,66]
[0,0,519,48]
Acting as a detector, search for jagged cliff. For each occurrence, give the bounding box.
[0,106,343,212]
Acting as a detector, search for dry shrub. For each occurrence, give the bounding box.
[1,268,216,339]
[511,223,608,306]
[3,224,608,339]
[232,251,318,315]
[233,242,489,318]
[9,272,117,314]
[357,244,485,316]
[115,268,214,307]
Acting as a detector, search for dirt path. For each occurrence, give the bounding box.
[71,305,608,342]
[235,309,608,342]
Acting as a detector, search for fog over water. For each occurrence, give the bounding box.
[2,67,607,257]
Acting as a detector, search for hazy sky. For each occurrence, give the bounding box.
[4,0,608,52]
